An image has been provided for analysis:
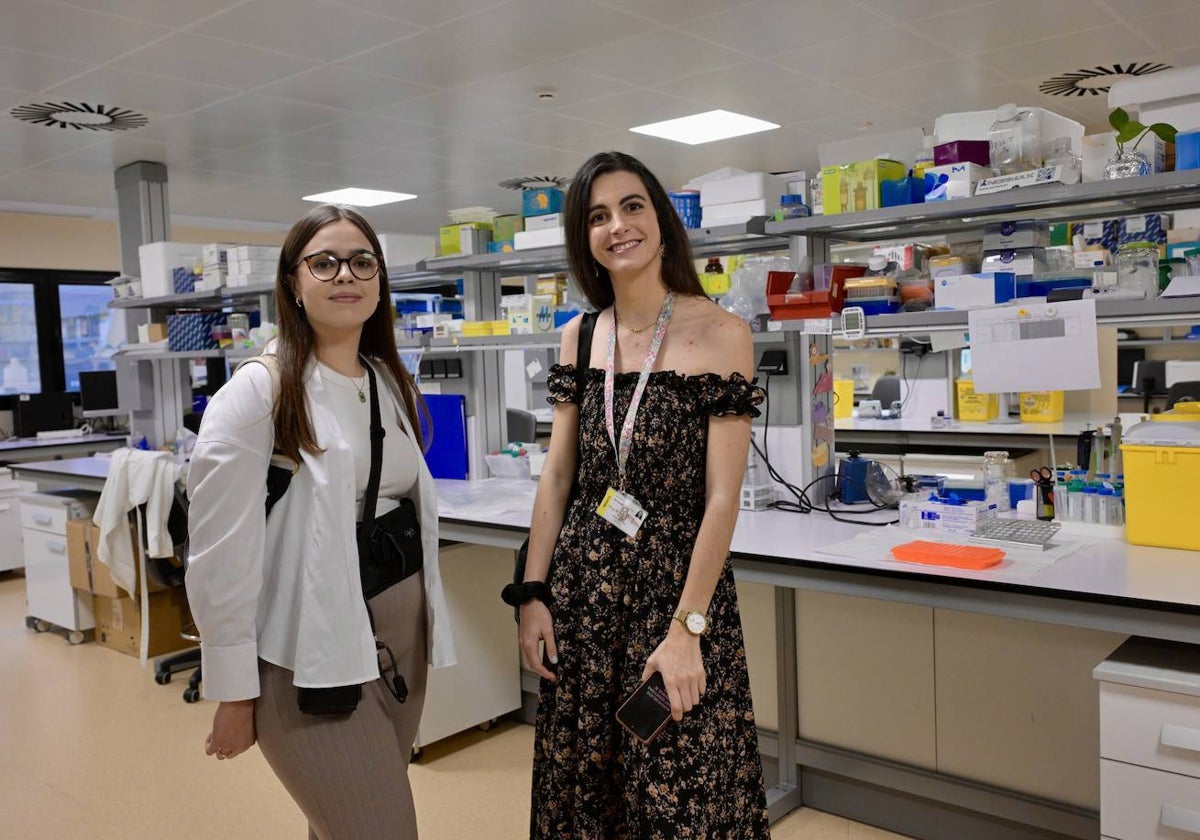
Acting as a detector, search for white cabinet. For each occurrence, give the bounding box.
[0,477,36,572]
[1095,638,1200,839]
[21,490,98,639]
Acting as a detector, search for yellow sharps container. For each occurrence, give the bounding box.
[1121,403,1200,551]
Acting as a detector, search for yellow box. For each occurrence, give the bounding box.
[820,159,907,215]
[956,379,999,421]
[489,320,511,335]
[700,272,731,296]
[438,222,491,256]
[833,379,854,419]
[1019,391,1064,423]
[1122,442,1200,550]
[461,321,493,337]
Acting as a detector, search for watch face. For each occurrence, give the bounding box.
[685,612,707,634]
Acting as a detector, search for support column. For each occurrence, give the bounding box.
[461,270,506,478]
[114,161,169,277]
[794,234,834,506]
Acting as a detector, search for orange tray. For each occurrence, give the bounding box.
[891,540,1006,571]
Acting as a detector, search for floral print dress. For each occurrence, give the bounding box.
[532,364,771,839]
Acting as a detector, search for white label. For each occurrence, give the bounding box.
[1083,222,1103,238]
[1125,215,1147,234]
[802,318,833,335]
[526,359,543,379]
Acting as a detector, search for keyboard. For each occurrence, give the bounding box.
[971,518,1061,551]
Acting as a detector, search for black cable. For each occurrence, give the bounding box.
[898,351,925,415]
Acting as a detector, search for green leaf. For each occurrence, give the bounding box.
[1109,107,1130,130]
[1149,122,1178,143]
[1116,123,1145,144]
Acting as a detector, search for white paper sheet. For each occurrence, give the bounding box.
[967,298,1100,394]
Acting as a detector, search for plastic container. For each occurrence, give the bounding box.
[669,191,701,229]
[898,273,934,303]
[1019,391,1064,423]
[777,194,810,220]
[982,450,1014,511]
[1045,137,1081,184]
[988,104,1041,175]
[1120,409,1200,550]
[833,379,855,419]
[1177,130,1200,172]
[1081,485,1099,523]
[956,379,999,421]
[1187,248,1200,278]
[1116,241,1161,299]
[485,454,531,480]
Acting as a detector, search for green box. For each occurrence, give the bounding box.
[820,159,906,215]
[438,222,491,256]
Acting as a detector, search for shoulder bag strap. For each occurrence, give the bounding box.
[575,311,598,398]
[360,361,385,527]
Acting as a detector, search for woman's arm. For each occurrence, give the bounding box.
[643,313,754,719]
[518,316,583,681]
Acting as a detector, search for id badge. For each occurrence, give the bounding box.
[597,487,648,538]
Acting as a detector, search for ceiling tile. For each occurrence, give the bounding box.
[134,115,275,151]
[0,169,116,205]
[338,29,534,88]
[380,90,535,132]
[801,106,925,143]
[438,0,648,60]
[654,61,806,122]
[293,158,445,194]
[459,62,631,110]
[557,89,715,129]
[187,94,347,134]
[52,0,241,27]
[239,132,383,165]
[324,0,507,27]
[30,136,205,172]
[1170,47,1200,68]
[0,48,94,92]
[485,111,612,148]
[41,68,236,116]
[590,0,755,24]
[0,119,110,159]
[851,0,992,22]
[681,0,888,58]
[192,0,419,62]
[474,144,592,176]
[402,131,543,162]
[295,115,445,149]
[1133,7,1200,53]
[255,65,434,111]
[1103,0,1198,20]
[774,32,953,82]
[348,147,504,185]
[567,30,747,87]
[0,1,169,64]
[855,59,1011,106]
[193,148,323,180]
[916,0,1117,54]
[977,25,1157,82]
[112,34,319,91]
[898,82,1033,127]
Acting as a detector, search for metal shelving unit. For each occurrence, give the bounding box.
[107,282,275,310]
[114,348,259,361]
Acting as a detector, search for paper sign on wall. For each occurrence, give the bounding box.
[966,298,1100,394]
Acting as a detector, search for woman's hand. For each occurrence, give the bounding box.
[641,624,706,722]
[205,699,257,761]
[519,599,558,682]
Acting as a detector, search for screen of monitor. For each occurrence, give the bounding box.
[78,370,119,414]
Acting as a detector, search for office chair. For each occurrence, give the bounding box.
[1166,381,1200,410]
[506,408,538,445]
[870,376,902,409]
[153,485,203,703]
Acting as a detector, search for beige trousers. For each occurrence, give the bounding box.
[255,573,428,840]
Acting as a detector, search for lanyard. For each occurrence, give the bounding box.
[604,291,674,489]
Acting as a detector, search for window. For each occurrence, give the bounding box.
[0,281,40,395]
[58,284,115,392]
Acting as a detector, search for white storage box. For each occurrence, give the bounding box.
[524,213,562,231]
[231,245,281,262]
[377,233,435,267]
[514,227,565,251]
[1109,64,1200,137]
[924,162,988,201]
[700,172,786,207]
[934,106,1085,161]
[137,242,203,298]
[934,271,1017,310]
[898,497,997,535]
[1166,360,1200,388]
[701,198,772,227]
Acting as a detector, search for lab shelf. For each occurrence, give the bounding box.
[426,333,562,353]
[766,169,1200,242]
[113,348,260,360]
[107,282,275,310]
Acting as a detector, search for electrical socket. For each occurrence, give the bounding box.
[757,349,788,376]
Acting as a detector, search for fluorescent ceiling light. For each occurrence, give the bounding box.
[302,187,417,206]
[629,109,780,145]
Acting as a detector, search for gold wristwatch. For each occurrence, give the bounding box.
[673,607,709,636]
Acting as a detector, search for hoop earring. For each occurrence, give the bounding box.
[658,243,667,259]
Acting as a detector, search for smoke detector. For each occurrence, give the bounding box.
[1039,62,1172,97]
[11,101,148,131]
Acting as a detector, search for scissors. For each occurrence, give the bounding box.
[1029,467,1055,521]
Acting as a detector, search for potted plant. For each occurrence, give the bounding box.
[1104,107,1177,179]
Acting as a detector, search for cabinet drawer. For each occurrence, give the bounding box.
[1101,759,1200,839]
[1101,682,1200,779]
[20,502,70,535]
[0,500,23,571]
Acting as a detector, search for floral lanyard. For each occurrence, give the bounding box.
[603,291,675,492]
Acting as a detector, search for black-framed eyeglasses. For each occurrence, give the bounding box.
[376,639,408,704]
[295,251,381,282]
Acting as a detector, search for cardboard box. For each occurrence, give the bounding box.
[934,271,1016,310]
[521,188,564,217]
[820,159,906,215]
[93,588,193,658]
[923,162,988,202]
[137,322,168,343]
[513,227,565,250]
[983,220,1050,251]
[503,294,555,334]
[524,212,562,231]
[138,242,203,298]
[934,140,990,167]
[898,497,997,535]
[68,521,171,599]
[491,215,524,242]
[700,172,787,207]
[700,198,772,227]
[981,248,1047,278]
[438,222,491,256]
[231,245,281,262]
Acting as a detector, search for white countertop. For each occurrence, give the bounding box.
[14,460,1200,614]
[835,415,1104,437]
[0,432,127,452]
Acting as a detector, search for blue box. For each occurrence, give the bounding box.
[167,312,224,352]
[1177,130,1200,171]
[881,176,923,208]
[173,266,197,295]
[522,187,564,217]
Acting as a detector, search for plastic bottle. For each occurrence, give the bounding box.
[864,255,898,277]
[1045,137,1081,184]
[988,104,1041,175]
[982,451,1014,511]
[913,135,936,183]
[705,257,724,274]
[1082,485,1099,524]
[1097,486,1116,525]
[1053,470,1068,519]
[1065,471,1087,521]
[1111,488,1126,526]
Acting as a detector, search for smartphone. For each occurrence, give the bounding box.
[615,672,673,744]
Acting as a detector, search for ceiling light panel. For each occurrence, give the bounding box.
[302,187,418,206]
[629,109,780,145]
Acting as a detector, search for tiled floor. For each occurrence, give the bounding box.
[0,572,910,838]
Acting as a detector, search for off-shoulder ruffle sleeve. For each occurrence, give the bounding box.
[546,363,583,405]
[694,372,764,418]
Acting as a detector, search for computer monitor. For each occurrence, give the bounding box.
[1117,347,1146,392]
[79,370,122,417]
[12,392,75,438]
[1131,360,1167,394]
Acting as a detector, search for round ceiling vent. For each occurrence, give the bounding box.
[11,101,148,131]
[1039,62,1171,97]
[498,175,570,190]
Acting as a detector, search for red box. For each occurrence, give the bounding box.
[934,140,991,168]
[767,267,860,320]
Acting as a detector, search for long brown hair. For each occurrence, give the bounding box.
[272,204,429,462]
[564,150,705,310]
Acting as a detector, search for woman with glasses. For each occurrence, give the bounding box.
[186,204,455,840]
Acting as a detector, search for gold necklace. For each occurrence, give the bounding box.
[351,372,367,403]
[614,309,656,334]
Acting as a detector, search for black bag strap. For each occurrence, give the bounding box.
[575,311,598,398]
[359,361,385,527]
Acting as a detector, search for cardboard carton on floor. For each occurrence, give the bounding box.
[67,520,172,599]
[92,588,193,658]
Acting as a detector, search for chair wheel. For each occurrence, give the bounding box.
[155,672,172,685]
[67,630,85,645]
[411,746,424,762]
[34,619,51,633]
[183,687,201,703]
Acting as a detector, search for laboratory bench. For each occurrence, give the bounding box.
[0,432,127,465]
[16,458,1200,839]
